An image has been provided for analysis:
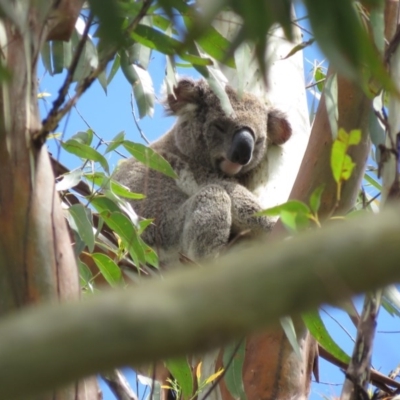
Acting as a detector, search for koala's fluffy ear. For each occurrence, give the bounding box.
[165,79,202,115]
[267,108,292,145]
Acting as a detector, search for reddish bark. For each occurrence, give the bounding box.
[0,2,99,399]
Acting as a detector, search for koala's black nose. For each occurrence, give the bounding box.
[228,129,255,165]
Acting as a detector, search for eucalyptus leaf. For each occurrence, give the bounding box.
[91,253,122,287]
[165,358,193,400]
[61,139,109,173]
[222,340,247,400]
[123,141,177,179]
[303,311,350,364]
[68,204,95,253]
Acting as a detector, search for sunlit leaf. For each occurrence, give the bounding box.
[101,211,145,267]
[205,368,224,385]
[165,358,193,399]
[280,317,302,360]
[91,253,122,287]
[105,131,125,154]
[303,311,350,364]
[70,129,93,146]
[56,169,83,191]
[123,141,177,179]
[257,200,310,216]
[61,139,109,173]
[331,128,361,184]
[85,172,145,199]
[309,184,325,214]
[68,204,95,253]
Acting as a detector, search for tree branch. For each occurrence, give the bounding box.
[1,206,400,399]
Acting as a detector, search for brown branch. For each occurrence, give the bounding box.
[2,206,400,399]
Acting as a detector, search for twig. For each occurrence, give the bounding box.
[72,100,126,158]
[37,0,153,142]
[318,346,400,392]
[200,339,245,400]
[339,291,382,400]
[36,12,94,145]
[130,92,150,144]
[102,369,139,400]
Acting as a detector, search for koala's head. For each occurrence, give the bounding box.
[166,78,292,176]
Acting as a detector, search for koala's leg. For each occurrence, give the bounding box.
[181,184,232,260]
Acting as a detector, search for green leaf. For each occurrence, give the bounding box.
[91,253,122,287]
[222,340,247,400]
[280,317,302,360]
[61,139,109,173]
[107,53,120,85]
[330,128,361,184]
[70,129,93,146]
[324,74,338,138]
[140,239,159,268]
[131,24,211,66]
[101,211,145,267]
[194,64,234,116]
[382,285,400,317]
[364,172,382,191]
[91,195,121,214]
[309,184,325,214]
[132,24,179,55]
[120,51,155,118]
[68,204,95,252]
[78,259,93,287]
[123,141,178,179]
[302,311,350,364]
[71,30,99,82]
[41,41,53,75]
[52,40,64,74]
[88,0,125,46]
[85,172,145,199]
[138,219,153,235]
[165,358,193,400]
[314,66,326,92]
[106,131,126,154]
[256,200,310,217]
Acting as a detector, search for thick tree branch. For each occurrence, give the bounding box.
[1,207,400,399]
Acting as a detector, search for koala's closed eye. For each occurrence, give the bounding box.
[213,122,226,132]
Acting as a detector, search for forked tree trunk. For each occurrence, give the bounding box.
[0,1,99,399]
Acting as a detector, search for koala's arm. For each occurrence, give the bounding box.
[219,181,274,233]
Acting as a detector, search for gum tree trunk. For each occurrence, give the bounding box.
[0,1,99,399]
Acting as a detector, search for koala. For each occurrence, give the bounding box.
[114,78,292,265]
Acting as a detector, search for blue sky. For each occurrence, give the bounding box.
[37,6,400,400]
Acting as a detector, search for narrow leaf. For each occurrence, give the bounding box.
[91,253,122,287]
[123,141,177,178]
[165,358,193,400]
[324,74,338,138]
[303,311,350,364]
[61,139,109,173]
[280,317,302,360]
[309,184,325,214]
[223,341,247,400]
[68,204,95,252]
[256,200,310,217]
[101,211,145,267]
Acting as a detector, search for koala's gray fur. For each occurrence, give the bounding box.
[114,78,292,265]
